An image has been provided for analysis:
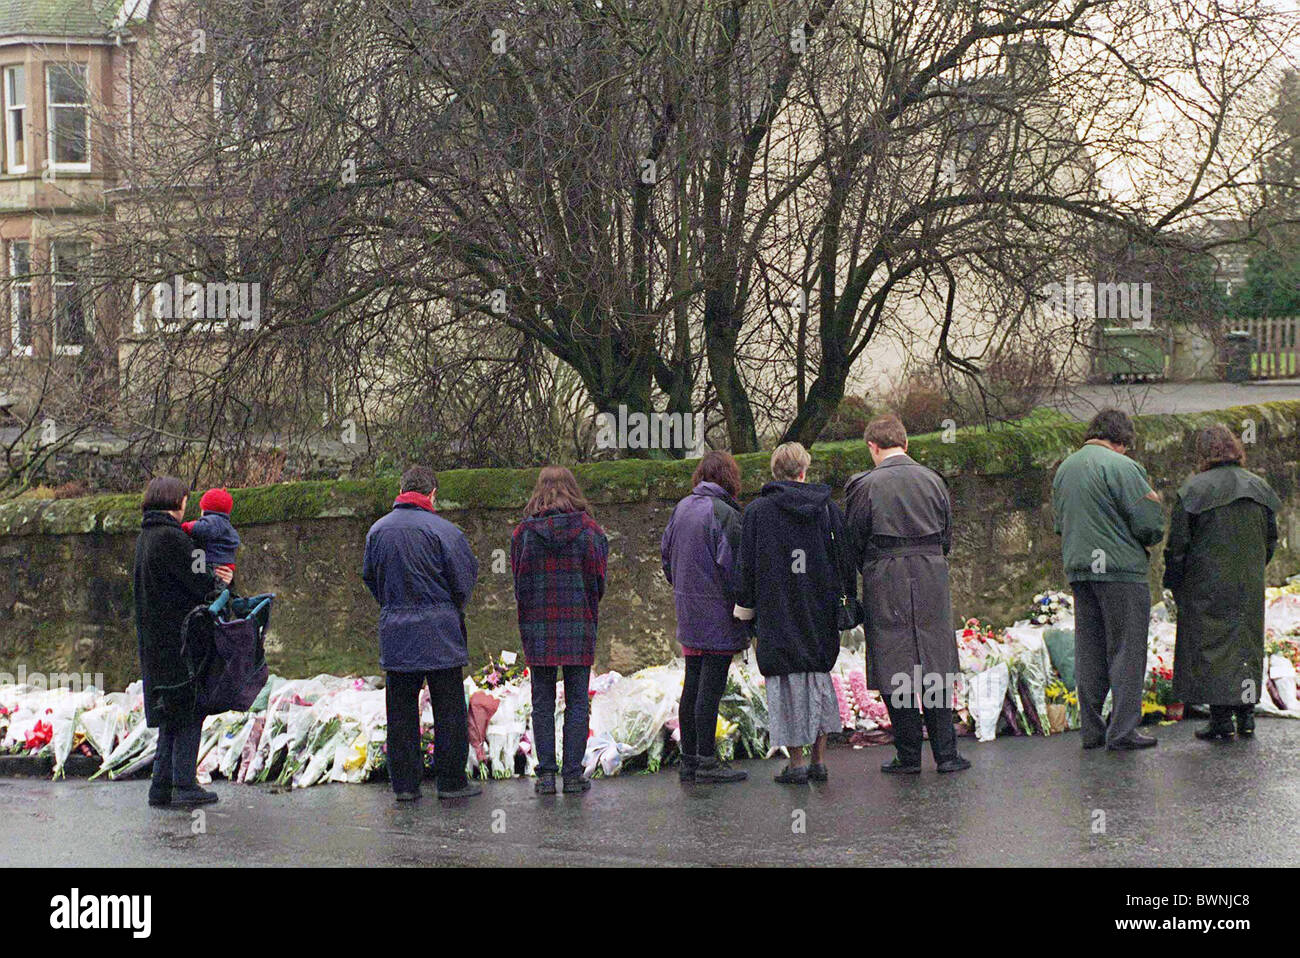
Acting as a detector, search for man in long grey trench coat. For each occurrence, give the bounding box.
[845,414,970,774]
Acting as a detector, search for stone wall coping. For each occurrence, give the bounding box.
[2,401,1296,537]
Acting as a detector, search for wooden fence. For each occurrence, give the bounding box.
[1226,316,1300,379]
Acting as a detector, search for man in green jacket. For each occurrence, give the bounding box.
[1052,409,1165,751]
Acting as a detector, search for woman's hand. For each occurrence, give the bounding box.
[214,565,234,586]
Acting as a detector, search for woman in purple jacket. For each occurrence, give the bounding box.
[661,451,750,784]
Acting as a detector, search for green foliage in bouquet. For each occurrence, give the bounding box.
[719,676,769,760]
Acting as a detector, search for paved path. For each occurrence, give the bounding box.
[4,718,1298,867]
[1049,381,1300,420]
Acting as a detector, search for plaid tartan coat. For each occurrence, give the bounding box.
[510,510,609,667]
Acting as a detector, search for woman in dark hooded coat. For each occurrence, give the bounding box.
[1163,425,1280,741]
[134,476,231,807]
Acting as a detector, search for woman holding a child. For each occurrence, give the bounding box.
[133,476,233,809]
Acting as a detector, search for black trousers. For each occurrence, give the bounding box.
[1072,581,1149,746]
[151,717,203,791]
[385,668,469,794]
[886,697,958,766]
[530,665,590,779]
[680,653,732,758]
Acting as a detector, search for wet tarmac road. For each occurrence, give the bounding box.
[3,718,1298,867]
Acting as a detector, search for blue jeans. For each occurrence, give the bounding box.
[530,665,590,779]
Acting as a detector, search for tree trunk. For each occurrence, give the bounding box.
[780,359,849,447]
[704,293,759,453]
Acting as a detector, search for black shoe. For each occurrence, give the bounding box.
[1082,738,1106,750]
[695,755,748,783]
[562,776,592,794]
[147,787,171,807]
[936,756,972,773]
[437,783,483,799]
[1195,722,1236,741]
[1236,707,1256,737]
[678,755,699,783]
[807,763,828,782]
[1108,732,1158,751]
[393,790,421,802]
[171,785,219,806]
[535,771,557,795]
[774,764,809,785]
[880,758,921,775]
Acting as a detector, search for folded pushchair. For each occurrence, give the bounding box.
[181,589,273,715]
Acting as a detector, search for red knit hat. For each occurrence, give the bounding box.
[199,488,234,515]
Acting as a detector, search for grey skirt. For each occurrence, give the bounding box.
[765,672,842,747]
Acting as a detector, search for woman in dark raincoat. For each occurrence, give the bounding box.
[134,476,232,807]
[1163,424,1280,741]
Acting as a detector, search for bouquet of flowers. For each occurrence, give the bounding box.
[956,618,1001,673]
[1028,591,1072,625]
[1044,679,1069,733]
[1149,662,1175,706]
[719,666,769,760]
[830,674,856,730]
[472,651,528,691]
[1142,660,1175,718]
[1266,635,1300,674]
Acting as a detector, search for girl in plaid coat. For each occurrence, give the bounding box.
[511,466,609,795]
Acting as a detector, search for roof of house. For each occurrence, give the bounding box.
[0,0,136,41]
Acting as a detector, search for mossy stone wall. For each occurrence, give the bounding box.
[2,402,1297,689]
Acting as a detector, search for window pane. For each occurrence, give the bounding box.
[12,287,31,349]
[47,65,86,105]
[6,67,24,107]
[53,107,87,164]
[10,241,29,276]
[56,290,87,346]
[9,241,31,351]
[9,110,23,168]
[53,243,91,348]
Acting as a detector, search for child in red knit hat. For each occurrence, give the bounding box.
[182,488,241,577]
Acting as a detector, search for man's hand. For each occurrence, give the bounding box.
[1145,489,1161,503]
[214,565,234,585]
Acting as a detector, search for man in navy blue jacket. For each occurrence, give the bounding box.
[363,466,481,801]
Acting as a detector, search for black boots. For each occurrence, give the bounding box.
[535,770,585,794]
[678,754,699,783]
[1235,705,1256,737]
[1196,706,1237,741]
[774,764,809,784]
[437,782,483,799]
[695,755,748,783]
[171,785,219,806]
[880,757,921,774]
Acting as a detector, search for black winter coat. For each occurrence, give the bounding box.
[134,511,217,726]
[735,481,856,677]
